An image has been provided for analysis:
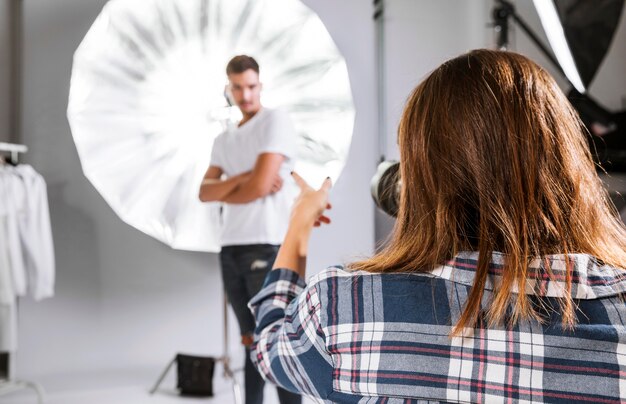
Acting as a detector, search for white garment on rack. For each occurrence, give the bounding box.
[14,165,55,301]
[0,216,15,305]
[0,168,24,352]
[0,163,54,352]
[0,168,27,296]
[0,164,55,301]
[0,215,17,352]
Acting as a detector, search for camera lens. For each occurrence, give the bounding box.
[371,160,400,217]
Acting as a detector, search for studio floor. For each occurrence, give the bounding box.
[0,366,310,404]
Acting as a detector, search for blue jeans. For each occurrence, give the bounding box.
[220,244,301,404]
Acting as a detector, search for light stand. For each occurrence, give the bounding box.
[492,0,564,78]
[218,295,243,404]
[150,296,242,403]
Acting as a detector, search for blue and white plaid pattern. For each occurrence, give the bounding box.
[249,252,626,403]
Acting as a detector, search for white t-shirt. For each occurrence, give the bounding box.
[209,107,298,246]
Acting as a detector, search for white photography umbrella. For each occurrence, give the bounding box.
[68,0,355,252]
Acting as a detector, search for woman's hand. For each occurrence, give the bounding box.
[290,172,332,230]
[272,172,332,275]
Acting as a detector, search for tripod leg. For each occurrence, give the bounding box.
[223,294,229,368]
[231,376,243,404]
[222,294,243,404]
[149,356,176,394]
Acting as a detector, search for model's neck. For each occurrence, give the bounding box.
[239,107,262,127]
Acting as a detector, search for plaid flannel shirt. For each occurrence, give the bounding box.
[249,252,626,403]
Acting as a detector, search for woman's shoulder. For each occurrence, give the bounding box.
[307,265,351,285]
[306,265,436,290]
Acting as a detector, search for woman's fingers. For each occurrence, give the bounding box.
[313,215,331,228]
[321,177,332,192]
[317,215,331,224]
[290,172,333,228]
[290,171,309,190]
[291,172,333,195]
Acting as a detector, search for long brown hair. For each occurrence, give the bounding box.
[352,49,626,335]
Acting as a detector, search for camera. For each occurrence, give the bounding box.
[370,160,400,218]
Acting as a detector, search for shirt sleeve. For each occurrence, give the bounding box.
[258,109,297,161]
[16,165,55,301]
[248,268,334,400]
[27,172,55,300]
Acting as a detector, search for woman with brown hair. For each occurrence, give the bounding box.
[249,49,626,403]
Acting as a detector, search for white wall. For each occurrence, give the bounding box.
[14,0,377,386]
[302,0,378,273]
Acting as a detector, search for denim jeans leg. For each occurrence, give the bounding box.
[245,347,265,404]
[220,248,264,403]
[221,244,301,404]
[240,244,279,300]
[277,386,302,404]
[220,248,257,336]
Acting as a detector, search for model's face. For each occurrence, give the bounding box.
[227,69,262,116]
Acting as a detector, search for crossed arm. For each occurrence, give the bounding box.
[198,153,286,204]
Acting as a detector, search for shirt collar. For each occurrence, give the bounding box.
[429,252,626,299]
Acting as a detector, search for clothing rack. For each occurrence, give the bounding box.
[0,142,45,403]
[0,142,28,163]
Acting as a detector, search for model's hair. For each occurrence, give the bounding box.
[226,55,259,76]
[351,49,626,335]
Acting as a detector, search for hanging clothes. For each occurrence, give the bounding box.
[0,163,55,352]
[15,164,55,300]
[0,216,17,351]
[0,168,27,296]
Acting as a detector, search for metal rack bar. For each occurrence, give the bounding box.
[0,142,28,163]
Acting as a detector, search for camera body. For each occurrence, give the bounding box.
[370,160,400,218]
